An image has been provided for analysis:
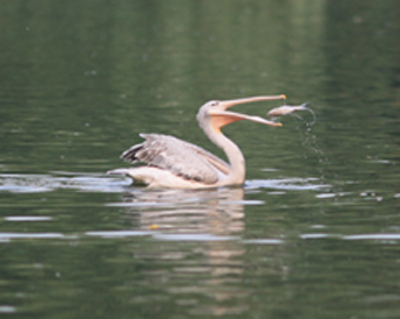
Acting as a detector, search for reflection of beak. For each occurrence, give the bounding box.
[210,95,285,131]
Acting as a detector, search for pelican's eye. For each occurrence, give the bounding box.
[209,101,219,107]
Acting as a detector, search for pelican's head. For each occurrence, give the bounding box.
[197,95,286,133]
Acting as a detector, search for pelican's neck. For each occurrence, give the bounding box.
[203,125,245,185]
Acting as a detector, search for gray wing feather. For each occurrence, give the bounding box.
[121,134,229,184]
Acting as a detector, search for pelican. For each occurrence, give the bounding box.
[108,95,286,188]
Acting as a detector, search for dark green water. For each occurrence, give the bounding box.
[1,1,400,318]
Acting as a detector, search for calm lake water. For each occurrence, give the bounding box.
[1,1,400,318]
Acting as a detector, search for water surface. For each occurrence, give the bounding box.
[1,1,400,318]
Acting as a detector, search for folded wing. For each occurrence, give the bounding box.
[121,133,230,184]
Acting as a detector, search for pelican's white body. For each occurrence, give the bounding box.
[109,167,227,189]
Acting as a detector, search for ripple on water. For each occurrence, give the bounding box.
[343,234,400,241]
[85,230,151,238]
[0,173,129,193]
[0,233,65,240]
[0,306,16,313]
[4,216,52,222]
[243,238,284,245]
[245,177,330,191]
[315,193,336,199]
[2,229,400,245]
[152,233,238,242]
[300,233,400,242]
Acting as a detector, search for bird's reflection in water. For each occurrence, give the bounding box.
[116,187,252,316]
[119,187,245,235]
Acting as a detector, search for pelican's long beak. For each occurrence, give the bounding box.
[210,95,285,131]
